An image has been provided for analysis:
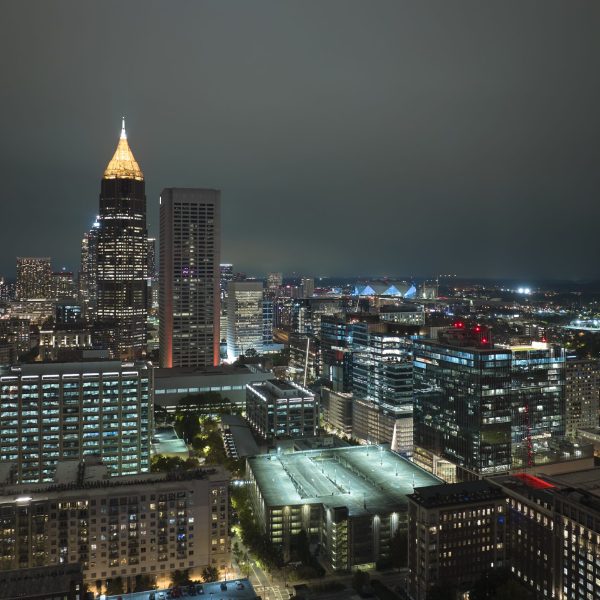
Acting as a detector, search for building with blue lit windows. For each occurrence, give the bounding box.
[413,326,513,481]
[0,361,152,482]
[245,379,317,440]
[414,326,566,481]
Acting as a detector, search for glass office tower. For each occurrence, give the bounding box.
[351,321,414,414]
[413,329,513,479]
[509,343,565,468]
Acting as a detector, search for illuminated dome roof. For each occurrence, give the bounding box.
[103,118,144,181]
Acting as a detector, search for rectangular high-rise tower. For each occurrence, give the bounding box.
[16,257,52,300]
[160,188,221,368]
[226,281,264,361]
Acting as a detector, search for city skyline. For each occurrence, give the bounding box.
[2,1,600,280]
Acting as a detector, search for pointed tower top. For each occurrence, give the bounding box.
[103,118,143,181]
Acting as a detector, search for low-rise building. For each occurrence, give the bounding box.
[154,364,272,413]
[246,445,440,569]
[321,388,353,436]
[245,379,317,440]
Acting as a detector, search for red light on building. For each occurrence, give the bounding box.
[454,322,465,328]
[513,473,555,489]
[481,337,488,344]
[475,326,481,332]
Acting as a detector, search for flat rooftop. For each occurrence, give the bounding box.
[151,427,191,457]
[409,480,505,508]
[549,468,600,495]
[248,445,440,516]
[248,379,313,400]
[155,364,269,378]
[221,414,260,458]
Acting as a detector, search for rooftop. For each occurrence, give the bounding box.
[248,445,440,516]
[221,414,260,458]
[0,360,150,377]
[409,480,506,508]
[155,364,269,379]
[0,458,226,500]
[248,379,313,400]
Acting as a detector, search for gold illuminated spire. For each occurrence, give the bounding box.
[103,117,144,181]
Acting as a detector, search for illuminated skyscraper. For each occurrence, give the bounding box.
[227,281,264,361]
[79,217,99,318]
[159,188,221,368]
[95,119,147,359]
[16,257,52,300]
[266,272,282,291]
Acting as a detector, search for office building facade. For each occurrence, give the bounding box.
[351,322,415,414]
[79,218,100,319]
[413,327,513,480]
[159,188,221,368]
[565,357,600,438]
[509,343,566,468]
[0,361,152,482]
[408,481,507,600]
[226,281,264,361]
[95,120,147,359]
[16,257,52,300]
[245,379,317,440]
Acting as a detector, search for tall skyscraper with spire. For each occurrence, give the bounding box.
[96,119,147,359]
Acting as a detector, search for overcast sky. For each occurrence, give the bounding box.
[1,1,599,280]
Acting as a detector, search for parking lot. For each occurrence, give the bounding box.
[105,578,257,600]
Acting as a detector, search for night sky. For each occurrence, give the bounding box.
[1,1,600,280]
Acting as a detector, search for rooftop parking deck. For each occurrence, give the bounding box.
[248,445,440,515]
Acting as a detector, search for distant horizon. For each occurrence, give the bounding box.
[2,2,600,281]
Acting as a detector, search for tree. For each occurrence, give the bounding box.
[171,569,191,586]
[469,568,510,600]
[352,570,369,594]
[427,585,455,600]
[106,577,124,596]
[154,405,169,425]
[135,574,156,592]
[491,579,534,600]
[390,528,408,568]
[176,413,201,444]
[202,566,219,582]
[151,455,199,473]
